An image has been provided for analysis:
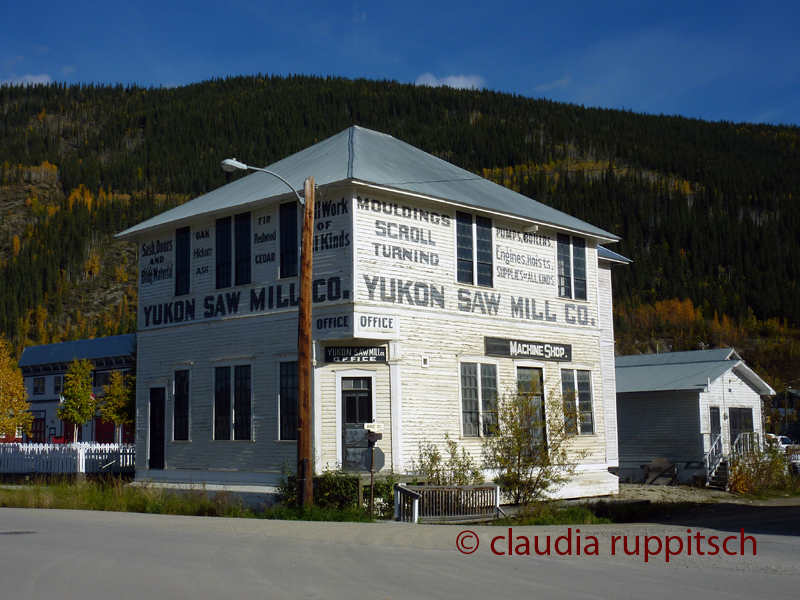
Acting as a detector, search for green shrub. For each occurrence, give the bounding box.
[728,447,799,496]
[411,434,484,486]
[278,465,360,510]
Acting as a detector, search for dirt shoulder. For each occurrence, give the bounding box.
[615,483,742,504]
[616,483,800,507]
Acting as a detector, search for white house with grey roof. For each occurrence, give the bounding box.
[614,349,774,484]
[17,334,136,443]
[117,125,628,498]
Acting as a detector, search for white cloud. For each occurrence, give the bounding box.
[416,73,485,90]
[535,77,571,92]
[0,73,52,86]
[61,65,76,76]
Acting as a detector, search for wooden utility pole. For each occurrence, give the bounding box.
[297,176,315,509]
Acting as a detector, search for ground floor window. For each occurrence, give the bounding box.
[214,365,252,440]
[279,361,298,441]
[561,369,594,435]
[517,366,546,446]
[460,363,498,437]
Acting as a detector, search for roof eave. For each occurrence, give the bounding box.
[352,181,620,244]
[116,178,355,241]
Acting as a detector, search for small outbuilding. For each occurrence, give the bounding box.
[614,348,774,484]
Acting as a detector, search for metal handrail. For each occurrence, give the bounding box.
[704,433,724,482]
[394,485,422,523]
[731,432,761,457]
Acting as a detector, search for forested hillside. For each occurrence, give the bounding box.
[1,75,799,389]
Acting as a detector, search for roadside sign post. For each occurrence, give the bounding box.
[365,430,383,517]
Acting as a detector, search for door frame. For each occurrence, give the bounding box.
[335,369,377,467]
[148,385,167,470]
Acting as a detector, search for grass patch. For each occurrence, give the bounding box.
[0,477,374,522]
[493,499,709,526]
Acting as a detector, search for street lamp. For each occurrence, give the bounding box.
[221,158,315,509]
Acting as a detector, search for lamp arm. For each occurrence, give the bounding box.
[247,166,304,205]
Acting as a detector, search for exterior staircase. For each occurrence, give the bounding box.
[704,432,761,491]
[706,459,728,490]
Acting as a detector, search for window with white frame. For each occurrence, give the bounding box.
[53,375,62,395]
[456,211,493,287]
[33,377,45,395]
[214,365,252,440]
[460,363,498,436]
[561,369,593,435]
[517,366,546,446]
[557,234,587,300]
[279,361,298,441]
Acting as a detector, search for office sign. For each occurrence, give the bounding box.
[324,347,387,363]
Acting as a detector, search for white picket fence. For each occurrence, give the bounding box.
[0,443,135,475]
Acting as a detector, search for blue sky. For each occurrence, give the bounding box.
[2,1,799,125]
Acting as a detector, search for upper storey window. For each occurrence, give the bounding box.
[456,211,493,287]
[175,226,191,296]
[216,212,251,289]
[557,234,587,301]
[280,202,298,279]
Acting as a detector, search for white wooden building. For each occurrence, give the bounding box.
[117,126,627,498]
[614,349,775,483]
[16,335,136,443]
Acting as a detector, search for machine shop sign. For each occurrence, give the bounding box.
[484,337,572,362]
[324,347,387,363]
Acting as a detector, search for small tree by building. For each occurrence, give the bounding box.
[100,370,134,443]
[483,378,582,508]
[0,339,33,440]
[57,358,97,443]
[412,434,484,486]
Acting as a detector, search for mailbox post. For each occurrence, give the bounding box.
[365,430,383,517]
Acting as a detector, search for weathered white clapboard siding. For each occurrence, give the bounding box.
[617,392,702,464]
[597,263,619,465]
[353,192,601,331]
[137,199,353,333]
[137,312,304,478]
[700,371,764,455]
[130,179,621,497]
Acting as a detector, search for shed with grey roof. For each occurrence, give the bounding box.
[614,349,774,485]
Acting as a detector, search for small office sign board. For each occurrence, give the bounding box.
[324,346,387,363]
[484,337,572,362]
